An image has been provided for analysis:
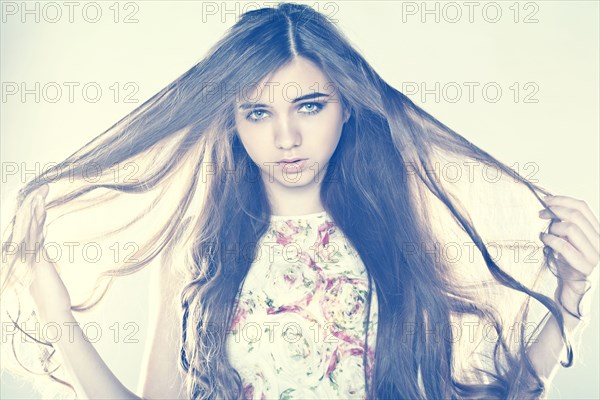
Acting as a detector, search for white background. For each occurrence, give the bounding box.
[1,1,598,398]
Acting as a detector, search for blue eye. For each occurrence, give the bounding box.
[244,102,324,123]
[246,109,269,122]
[299,102,324,114]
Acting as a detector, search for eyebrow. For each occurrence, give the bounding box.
[237,92,331,110]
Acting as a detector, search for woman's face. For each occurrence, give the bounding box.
[234,57,349,192]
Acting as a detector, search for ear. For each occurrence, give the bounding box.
[343,109,350,124]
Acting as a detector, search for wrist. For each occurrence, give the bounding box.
[553,284,591,331]
[560,307,586,332]
[36,307,75,325]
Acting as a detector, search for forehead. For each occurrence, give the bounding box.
[236,57,338,104]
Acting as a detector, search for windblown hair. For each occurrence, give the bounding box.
[1,3,585,399]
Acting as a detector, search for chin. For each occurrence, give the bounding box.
[273,170,318,187]
[276,175,312,187]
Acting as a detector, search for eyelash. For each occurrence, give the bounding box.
[245,102,324,123]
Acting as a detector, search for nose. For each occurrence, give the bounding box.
[274,116,301,150]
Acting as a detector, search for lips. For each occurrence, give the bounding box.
[277,158,307,164]
[277,158,308,173]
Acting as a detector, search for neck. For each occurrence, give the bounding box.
[264,180,325,217]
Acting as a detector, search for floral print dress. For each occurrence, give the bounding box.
[226,211,379,400]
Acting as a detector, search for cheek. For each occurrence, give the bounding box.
[236,131,270,165]
[311,113,344,149]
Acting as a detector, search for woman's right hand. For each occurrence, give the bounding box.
[12,183,73,321]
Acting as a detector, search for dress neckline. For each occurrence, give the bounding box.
[269,210,328,221]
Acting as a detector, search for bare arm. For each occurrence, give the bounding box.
[530,194,599,385]
[40,252,187,400]
[137,254,187,399]
[42,311,142,399]
[21,186,142,399]
[525,304,586,384]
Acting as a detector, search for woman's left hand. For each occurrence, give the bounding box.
[539,194,599,327]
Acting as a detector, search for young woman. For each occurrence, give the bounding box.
[2,2,598,399]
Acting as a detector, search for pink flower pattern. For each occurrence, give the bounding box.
[225,212,379,399]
